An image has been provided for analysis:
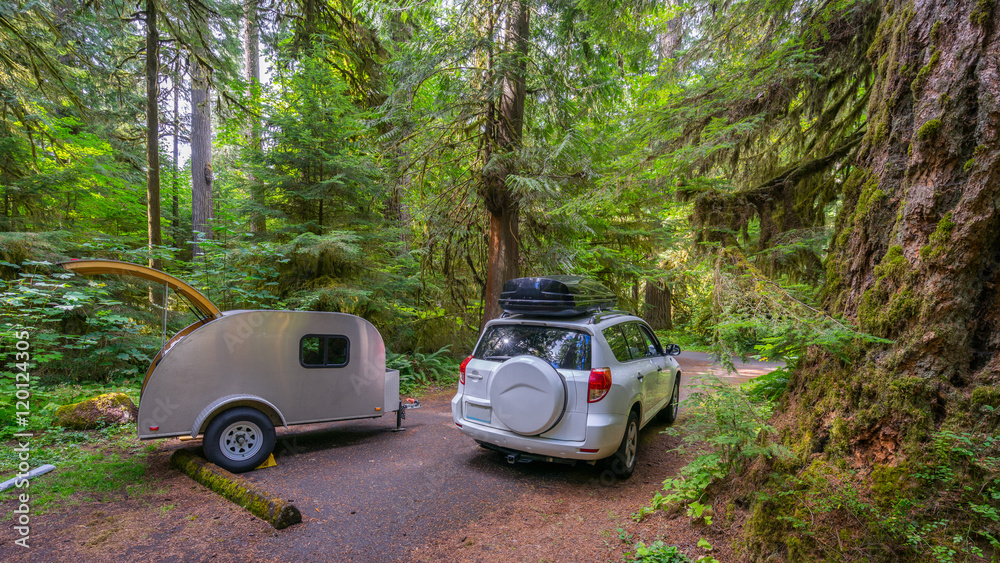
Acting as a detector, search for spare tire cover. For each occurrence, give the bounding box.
[489,355,566,435]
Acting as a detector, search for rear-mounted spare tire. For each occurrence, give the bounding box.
[488,355,566,435]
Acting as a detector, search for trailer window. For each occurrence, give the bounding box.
[300,335,350,367]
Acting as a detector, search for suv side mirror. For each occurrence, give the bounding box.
[665,344,681,356]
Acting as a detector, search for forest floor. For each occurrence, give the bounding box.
[0,353,777,562]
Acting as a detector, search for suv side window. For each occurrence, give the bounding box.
[619,323,646,360]
[620,322,657,359]
[637,324,663,356]
[603,325,632,363]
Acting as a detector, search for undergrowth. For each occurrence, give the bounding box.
[635,368,999,561]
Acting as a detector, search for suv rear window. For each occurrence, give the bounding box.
[474,324,592,370]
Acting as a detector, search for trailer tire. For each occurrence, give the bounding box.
[203,407,276,473]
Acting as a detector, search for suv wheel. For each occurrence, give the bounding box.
[658,373,681,424]
[606,410,639,479]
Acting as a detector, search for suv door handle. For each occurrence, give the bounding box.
[467,373,483,381]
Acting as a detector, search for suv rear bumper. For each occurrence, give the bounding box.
[451,393,625,460]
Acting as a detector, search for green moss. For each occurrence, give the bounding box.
[850,172,884,223]
[871,462,915,506]
[970,0,994,25]
[921,212,956,261]
[827,416,849,458]
[916,118,942,142]
[876,245,908,282]
[912,50,940,95]
[964,158,976,171]
[971,386,1000,409]
[858,247,922,337]
[930,20,943,43]
[54,392,138,429]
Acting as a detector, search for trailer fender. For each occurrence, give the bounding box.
[192,394,287,439]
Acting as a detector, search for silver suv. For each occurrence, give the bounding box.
[451,276,681,478]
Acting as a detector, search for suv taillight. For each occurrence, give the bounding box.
[588,368,612,402]
[459,355,473,385]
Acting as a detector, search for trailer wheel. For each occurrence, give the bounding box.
[203,407,276,473]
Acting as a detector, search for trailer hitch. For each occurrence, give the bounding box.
[394,398,422,430]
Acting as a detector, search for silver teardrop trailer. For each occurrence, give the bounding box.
[61,260,412,473]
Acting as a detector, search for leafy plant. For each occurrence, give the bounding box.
[629,541,688,563]
[387,345,460,393]
[636,376,788,522]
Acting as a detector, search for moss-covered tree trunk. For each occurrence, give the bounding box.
[795,0,999,476]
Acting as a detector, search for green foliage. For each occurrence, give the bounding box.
[635,376,788,522]
[1,259,162,389]
[387,346,460,393]
[626,538,719,563]
[748,427,1000,561]
[711,249,889,366]
[630,541,688,563]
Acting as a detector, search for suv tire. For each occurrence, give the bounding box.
[657,373,681,424]
[606,410,639,479]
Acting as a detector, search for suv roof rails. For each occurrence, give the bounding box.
[588,309,632,324]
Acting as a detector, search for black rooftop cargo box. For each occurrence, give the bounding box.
[499,276,617,316]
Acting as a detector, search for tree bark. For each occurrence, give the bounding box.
[145,0,162,270]
[172,59,181,250]
[803,0,1000,461]
[244,0,265,235]
[480,0,529,324]
[190,50,212,257]
[644,280,672,330]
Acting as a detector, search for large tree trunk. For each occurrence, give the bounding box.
[145,0,162,271]
[796,0,1000,470]
[172,59,181,250]
[243,0,265,235]
[480,0,529,324]
[644,280,672,330]
[190,53,212,257]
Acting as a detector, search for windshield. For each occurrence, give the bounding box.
[474,324,591,370]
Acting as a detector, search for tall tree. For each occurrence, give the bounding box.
[190,8,213,257]
[243,0,265,234]
[145,0,163,269]
[382,0,640,324]
[480,0,529,322]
